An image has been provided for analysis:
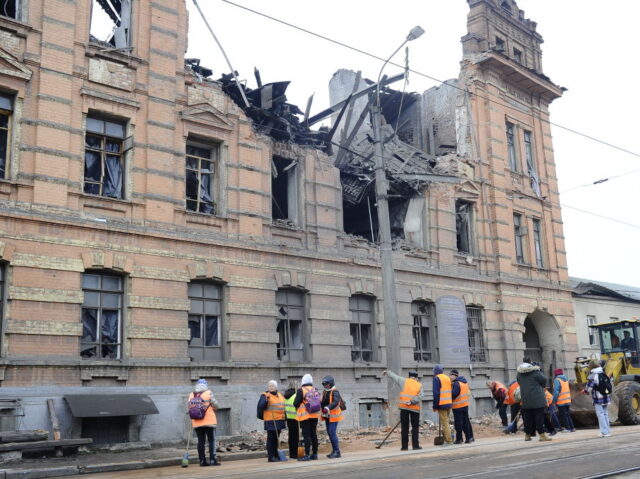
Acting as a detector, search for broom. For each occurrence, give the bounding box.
[273,420,288,461]
[181,427,192,467]
[297,421,305,458]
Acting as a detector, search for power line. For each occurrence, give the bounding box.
[561,168,640,194]
[561,204,640,230]
[219,0,640,162]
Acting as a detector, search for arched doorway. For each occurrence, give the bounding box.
[522,309,563,379]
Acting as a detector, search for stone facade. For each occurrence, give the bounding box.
[0,0,574,443]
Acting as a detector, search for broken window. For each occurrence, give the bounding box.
[513,213,526,264]
[343,185,378,241]
[0,93,11,179]
[513,48,523,64]
[506,122,517,171]
[466,306,487,363]
[350,295,374,362]
[276,289,305,361]
[455,200,473,255]
[186,142,216,215]
[495,36,505,52]
[587,315,598,346]
[412,301,436,362]
[0,0,19,20]
[81,272,123,359]
[84,116,126,199]
[90,0,132,49]
[188,281,222,361]
[271,156,299,225]
[532,218,544,268]
[523,130,535,172]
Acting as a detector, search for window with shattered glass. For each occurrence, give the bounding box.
[532,218,544,268]
[0,93,11,179]
[350,295,374,362]
[0,0,19,20]
[276,289,305,361]
[188,281,222,361]
[466,306,487,363]
[186,143,216,215]
[506,122,518,171]
[455,200,473,255]
[84,116,126,199]
[271,156,299,225]
[81,273,123,359]
[90,0,132,49]
[412,301,436,362]
[513,213,526,264]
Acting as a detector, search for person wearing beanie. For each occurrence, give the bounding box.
[188,379,221,467]
[450,369,474,444]
[432,364,453,445]
[293,374,320,461]
[283,381,300,459]
[382,369,423,450]
[584,361,612,437]
[321,375,343,458]
[257,380,286,462]
[517,357,552,443]
[552,368,576,432]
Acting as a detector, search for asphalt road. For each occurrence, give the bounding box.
[79,426,640,479]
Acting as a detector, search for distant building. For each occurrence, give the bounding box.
[571,278,640,359]
[0,0,574,444]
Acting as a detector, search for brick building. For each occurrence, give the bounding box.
[0,0,575,443]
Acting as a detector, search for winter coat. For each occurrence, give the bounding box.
[321,387,342,410]
[585,367,612,406]
[516,362,547,409]
[257,391,287,431]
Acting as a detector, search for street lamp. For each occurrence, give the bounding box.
[372,26,424,424]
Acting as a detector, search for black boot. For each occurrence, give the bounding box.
[210,455,221,466]
[199,459,210,467]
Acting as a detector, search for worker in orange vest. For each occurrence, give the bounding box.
[321,375,343,459]
[552,368,576,432]
[486,380,509,426]
[433,364,453,445]
[450,369,474,444]
[383,369,423,450]
[188,379,221,467]
[257,380,287,462]
[293,374,320,461]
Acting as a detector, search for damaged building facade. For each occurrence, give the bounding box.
[0,0,574,444]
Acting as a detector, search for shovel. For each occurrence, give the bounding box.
[181,427,192,467]
[434,421,444,446]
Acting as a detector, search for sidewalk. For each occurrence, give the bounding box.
[1,425,638,479]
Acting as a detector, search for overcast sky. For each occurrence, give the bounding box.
[183,0,640,288]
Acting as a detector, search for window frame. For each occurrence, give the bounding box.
[349,295,375,363]
[186,139,218,215]
[513,48,523,64]
[188,280,223,361]
[0,0,20,20]
[276,288,306,362]
[523,130,536,174]
[0,263,5,356]
[506,122,518,171]
[84,115,127,199]
[89,0,133,49]
[587,315,598,347]
[466,306,487,363]
[0,93,13,180]
[412,300,437,362]
[455,200,474,255]
[271,156,300,226]
[532,218,544,268]
[513,212,526,264]
[81,271,124,360]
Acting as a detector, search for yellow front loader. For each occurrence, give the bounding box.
[573,319,640,425]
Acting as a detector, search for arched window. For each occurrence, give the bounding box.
[81,272,124,359]
[188,281,223,361]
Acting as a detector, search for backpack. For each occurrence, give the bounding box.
[188,392,209,420]
[304,387,322,413]
[596,372,613,396]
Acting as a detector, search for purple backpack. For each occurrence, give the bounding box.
[188,392,208,419]
[304,387,322,414]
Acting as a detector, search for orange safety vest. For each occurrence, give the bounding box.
[452,382,470,409]
[437,374,452,406]
[545,390,553,407]
[327,390,344,423]
[296,385,320,421]
[399,377,421,412]
[556,378,571,406]
[505,381,519,406]
[263,392,285,422]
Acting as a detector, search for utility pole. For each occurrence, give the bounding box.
[372,26,424,425]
